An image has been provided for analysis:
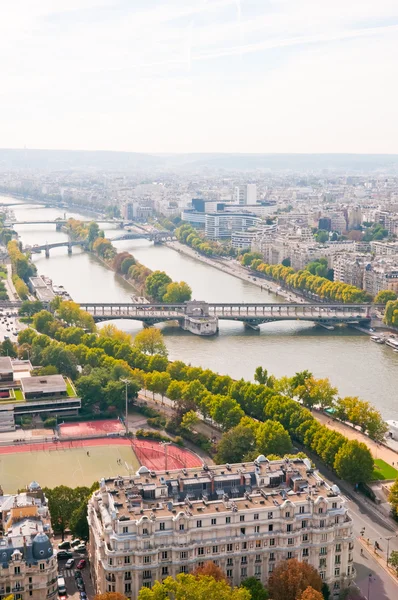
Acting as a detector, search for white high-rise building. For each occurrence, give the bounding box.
[235,184,257,205]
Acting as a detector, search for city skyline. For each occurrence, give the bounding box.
[1,0,398,154]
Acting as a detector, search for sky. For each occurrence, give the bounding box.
[1,0,398,154]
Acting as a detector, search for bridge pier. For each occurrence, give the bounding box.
[67,243,72,255]
[45,247,50,258]
[55,222,63,231]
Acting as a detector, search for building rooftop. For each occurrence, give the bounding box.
[21,374,67,395]
[0,357,12,374]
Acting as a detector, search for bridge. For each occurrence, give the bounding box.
[6,219,125,230]
[25,241,88,257]
[78,301,375,334]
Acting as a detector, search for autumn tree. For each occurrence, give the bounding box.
[133,328,167,356]
[297,587,324,600]
[94,594,128,600]
[137,573,250,600]
[268,559,322,600]
[192,561,227,581]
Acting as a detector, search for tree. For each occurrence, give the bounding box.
[137,573,250,600]
[33,310,56,335]
[134,328,167,356]
[41,344,78,378]
[162,281,192,302]
[181,410,199,431]
[254,366,269,385]
[19,299,43,317]
[150,371,171,403]
[87,221,100,245]
[240,577,268,600]
[297,587,324,600]
[44,485,88,540]
[192,561,227,581]
[388,479,398,518]
[268,559,322,600]
[145,271,172,301]
[210,396,245,431]
[256,420,292,457]
[1,338,17,358]
[121,257,136,274]
[334,440,374,483]
[388,550,398,573]
[215,422,256,464]
[70,500,89,540]
[374,290,397,304]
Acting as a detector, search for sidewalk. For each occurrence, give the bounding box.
[359,536,398,584]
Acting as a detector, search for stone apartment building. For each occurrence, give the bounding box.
[0,482,58,600]
[88,457,354,600]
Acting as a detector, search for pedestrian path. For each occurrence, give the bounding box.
[59,568,77,578]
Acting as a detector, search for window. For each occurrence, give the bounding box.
[240,515,245,522]
[302,548,309,557]
[287,524,292,532]
[299,506,305,514]
[269,552,275,561]
[143,582,151,589]
[143,528,149,536]
[333,582,340,591]
[321,533,328,542]
[288,538,293,545]
[198,547,204,556]
[180,552,187,560]
[255,525,260,533]
[240,527,246,535]
[335,555,341,565]
[301,521,307,529]
[180,565,188,573]
[125,583,131,593]
[109,558,113,566]
[241,556,247,564]
[269,564,274,573]
[179,523,185,531]
[268,512,273,519]
[335,544,341,552]
[320,520,325,528]
[227,558,233,566]
[285,511,290,518]
[213,546,219,554]
[319,559,326,568]
[255,554,261,563]
[287,551,293,559]
[227,569,233,578]
[268,524,273,532]
[318,507,323,514]
[39,563,45,571]
[162,566,168,576]
[161,551,168,560]
[256,540,261,548]
[320,547,327,555]
[269,538,275,546]
[227,544,233,552]
[197,520,202,528]
[211,518,217,525]
[226,517,231,524]
[242,542,247,550]
[124,556,130,564]
[123,526,129,534]
[335,568,340,577]
[347,566,351,576]
[143,571,152,580]
[332,502,337,509]
[160,522,165,531]
[241,567,247,578]
[144,556,151,564]
[14,567,20,575]
[254,513,259,520]
[255,565,261,576]
[302,534,308,542]
[108,585,115,592]
[335,516,339,524]
[320,571,326,581]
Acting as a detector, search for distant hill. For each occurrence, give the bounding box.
[0,149,397,172]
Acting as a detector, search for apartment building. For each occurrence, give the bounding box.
[364,261,398,296]
[332,254,370,289]
[0,482,58,600]
[205,213,261,240]
[88,457,354,600]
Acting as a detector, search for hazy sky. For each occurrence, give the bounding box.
[1,0,398,153]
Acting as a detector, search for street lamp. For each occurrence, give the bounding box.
[121,379,130,436]
[368,573,372,600]
[384,534,398,565]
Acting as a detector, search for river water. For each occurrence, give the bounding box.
[2,196,398,419]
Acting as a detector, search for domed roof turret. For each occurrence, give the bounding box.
[32,532,52,560]
[28,481,41,492]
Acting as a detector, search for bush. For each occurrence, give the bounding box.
[174,436,184,447]
[135,404,163,419]
[44,417,57,428]
[135,428,173,443]
[147,416,167,429]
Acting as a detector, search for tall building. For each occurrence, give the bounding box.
[235,185,257,205]
[88,458,354,600]
[0,482,58,600]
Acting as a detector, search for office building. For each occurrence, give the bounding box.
[235,185,257,206]
[88,457,354,600]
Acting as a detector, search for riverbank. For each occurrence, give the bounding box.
[164,240,305,303]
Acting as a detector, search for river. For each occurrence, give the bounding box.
[2,196,398,420]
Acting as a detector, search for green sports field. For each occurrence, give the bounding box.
[0,444,140,493]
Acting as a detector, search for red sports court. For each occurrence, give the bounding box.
[132,439,202,470]
[59,419,125,438]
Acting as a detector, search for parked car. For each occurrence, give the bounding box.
[58,541,71,550]
[77,559,86,569]
[75,543,86,553]
[77,580,85,592]
[80,593,88,600]
[71,538,81,547]
[57,550,73,560]
[59,595,67,600]
[75,571,83,580]
[65,558,75,569]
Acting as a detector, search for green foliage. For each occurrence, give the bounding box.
[44,484,94,538]
[240,577,268,600]
[12,274,29,299]
[7,240,36,282]
[175,223,235,257]
[372,459,398,481]
[145,270,172,301]
[134,328,168,356]
[255,420,292,457]
[0,338,17,358]
[388,478,398,519]
[374,290,397,304]
[334,440,374,483]
[19,300,43,316]
[44,417,57,428]
[137,573,251,600]
[162,281,192,302]
[215,422,256,464]
[384,299,398,326]
[389,550,398,572]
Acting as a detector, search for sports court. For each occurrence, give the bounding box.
[59,418,125,438]
[132,439,202,470]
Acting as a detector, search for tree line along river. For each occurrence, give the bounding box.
[2,195,398,420]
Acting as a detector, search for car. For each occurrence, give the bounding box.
[75,570,83,579]
[80,593,88,600]
[77,581,85,592]
[58,541,71,550]
[56,550,73,560]
[59,595,67,600]
[75,543,86,553]
[65,558,75,569]
[71,538,81,547]
[77,559,86,569]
